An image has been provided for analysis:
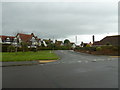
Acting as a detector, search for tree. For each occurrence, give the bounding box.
[80,42,84,47]
[64,39,71,49]
[64,39,70,45]
[21,42,28,52]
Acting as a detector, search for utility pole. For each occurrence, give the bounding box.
[53,36,54,51]
[92,35,95,43]
[75,36,77,45]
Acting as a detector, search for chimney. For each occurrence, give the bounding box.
[92,35,95,43]
[55,40,57,42]
[31,33,34,36]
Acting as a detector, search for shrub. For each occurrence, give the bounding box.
[96,46,102,51]
[21,42,28,52]
[2,45,8,52]
[86,44,91,47]
[38,46,51,50]
[112,46,118,51]
[74,46,96,51]
[101,45,114,50]
[7,45,16,52]
[106,42,110,45]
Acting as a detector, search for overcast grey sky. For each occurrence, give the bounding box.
[1,1,118,44]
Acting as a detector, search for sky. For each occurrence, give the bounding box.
[0,0,119,45]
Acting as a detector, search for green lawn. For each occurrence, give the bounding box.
[1,50,59,62]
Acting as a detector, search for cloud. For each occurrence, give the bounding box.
[0,3,2,34]
[2,2,118,40]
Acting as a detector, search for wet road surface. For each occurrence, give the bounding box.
[2,50,118,88]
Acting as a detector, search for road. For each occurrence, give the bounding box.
[2,50,118,88]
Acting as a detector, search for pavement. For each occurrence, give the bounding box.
[1,60,57,67]
[1,61,39,67]
[2,50,118,88]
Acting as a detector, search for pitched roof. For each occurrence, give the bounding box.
[93,41,100,45]
[0,35,15,41]
[16,33,34,42]
[93,35,120,46]
[70,42,75,45]
[55,40,62,44]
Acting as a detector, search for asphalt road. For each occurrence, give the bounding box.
[2,50,118,88]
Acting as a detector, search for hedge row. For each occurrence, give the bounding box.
[74,46,120,51]
[74,45,120,56]
[1,45,73,52]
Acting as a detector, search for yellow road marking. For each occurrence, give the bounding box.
[109,56,120,58]
[39,60,57,63]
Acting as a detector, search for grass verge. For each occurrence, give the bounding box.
[1,50,59,62]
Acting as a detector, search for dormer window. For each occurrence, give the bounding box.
[14,37,17,40]
[30,37,36,42]
[14,37,17,42]
[6,37,10,42]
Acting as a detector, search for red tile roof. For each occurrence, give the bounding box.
[0,35,15,41]
[16,33,34,42]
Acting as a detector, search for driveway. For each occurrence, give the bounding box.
[2,50,118,88]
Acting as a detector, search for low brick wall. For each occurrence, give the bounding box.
[74,49,119,56]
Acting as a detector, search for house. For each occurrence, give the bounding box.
[0,35,15,44]
[87,42,92,47]
[41,40,47,47]
[55,40,63,46]
[0,37,2,43]
[93,35,120,46]
[41,39,54,47]
[80,42,88,47]
[16,33,41,48]
[70,42,76,48]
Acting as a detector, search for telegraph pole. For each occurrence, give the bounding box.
[75,36,77,45]
[92,35,95,43]
[53,36,54,51]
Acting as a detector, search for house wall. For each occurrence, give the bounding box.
[99,36,119,46]
[93,36,120,46]
[0,38,2,43]
[30,37,38,45]
[43,41,47,47]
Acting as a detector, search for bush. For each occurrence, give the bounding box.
[2,44,11,52]
[7,45,16,52]
[38,47,52,50]
[86,44,91,47]
[112,46,118,51]
[101,45,113,49]
[37,46,72,50]
[54,46,71,50]
[96,47,102,51]
[21,42,28,52]
[0,44,2,52]
[74,47,96,51]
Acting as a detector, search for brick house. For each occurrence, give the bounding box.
[93,35,120,46]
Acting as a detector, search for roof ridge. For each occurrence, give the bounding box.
[0,35,15,37]
[106,35,120,37]
[18,33,33,36]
